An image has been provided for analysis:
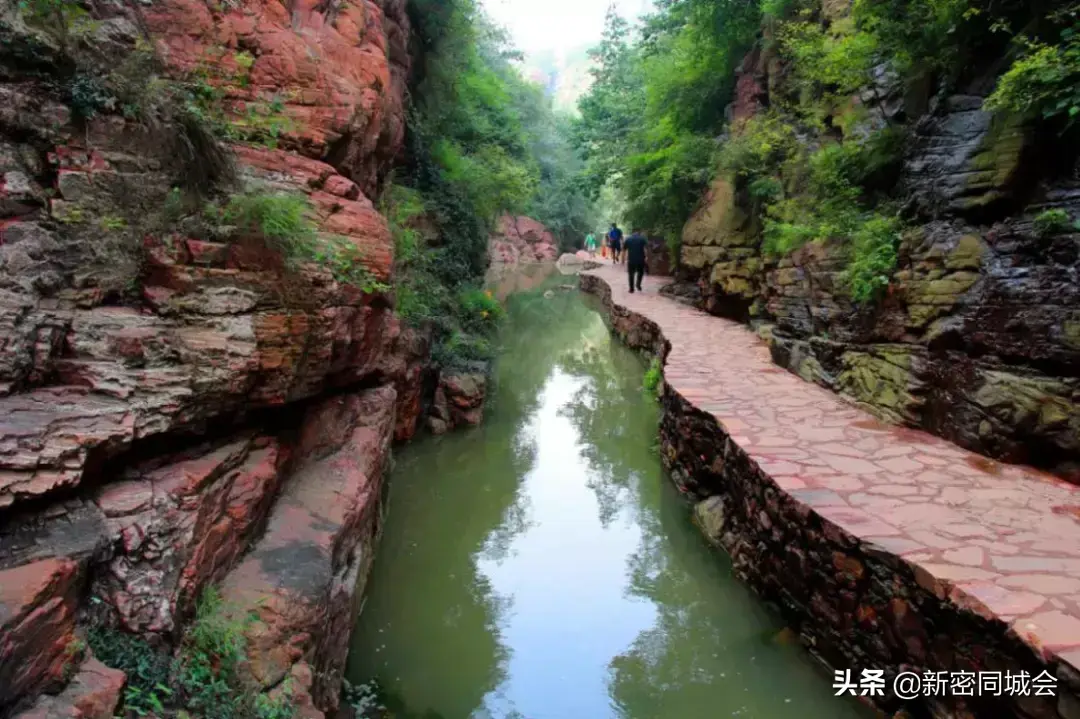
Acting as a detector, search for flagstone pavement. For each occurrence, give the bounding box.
[585,262,1080,673]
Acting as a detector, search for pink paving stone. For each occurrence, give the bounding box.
[938,523,997,538]
[909,530,963,550]
[1014,611,1080,652]
[877,456,925,473]
[942,546,987,567]
[953,582,1047,618]
[919,563,1001,583]
[583,267,1080,673]
[998,574,1080,595]
[867,484,922,497]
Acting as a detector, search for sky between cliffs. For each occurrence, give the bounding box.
[483,0,651,57]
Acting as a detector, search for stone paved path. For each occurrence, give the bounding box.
[586,263,1080,672]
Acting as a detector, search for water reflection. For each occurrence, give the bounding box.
[346,282,868,719]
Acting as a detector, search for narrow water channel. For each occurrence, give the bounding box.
[346,280,869,719]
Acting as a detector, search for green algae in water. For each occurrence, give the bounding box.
[345,282,870,719]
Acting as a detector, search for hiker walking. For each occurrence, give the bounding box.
[624,228,647,293]
[607,223,624,265]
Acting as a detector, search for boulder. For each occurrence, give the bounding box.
[428,371,487,433]
[91,436,286,636]
[215,386,397,712]
[12,657,125,719]
[0,559,82,712]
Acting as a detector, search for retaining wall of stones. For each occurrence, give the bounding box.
[581,272,1080,719]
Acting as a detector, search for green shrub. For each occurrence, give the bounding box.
[432,330,494,367]
[86,626,173,718]
[986,15,1080,122]
[173,589,253,719]
[89,589,294,719]
[716,112,800,185]
[576,0,760,241]
[760,0,798,21]
[18,0,99,38]
[1033,208,1074,237]
[104,41,234,194]
[68,74,112,119]
[459,287,504,329]
[748,176,783,200]
[842,213,900,303]
[253,683,296,719]
[642,358,663,395]
[223,192,313,249]
[219,191,387,291]
[381,184,427,266]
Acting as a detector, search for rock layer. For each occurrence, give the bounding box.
[219,385,396,714]
[677,49,1080,482]
[0,0,427,715]
[12,657,125,719]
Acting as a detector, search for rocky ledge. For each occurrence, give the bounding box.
[582,267,1080,719]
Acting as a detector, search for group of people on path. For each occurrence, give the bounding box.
[584,223,649,293]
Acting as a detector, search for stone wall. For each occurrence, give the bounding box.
[581,271,1080,719]
[676,31,1079,483]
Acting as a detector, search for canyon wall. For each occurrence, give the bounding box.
[0,0,424,715]
[676,40,1080,483]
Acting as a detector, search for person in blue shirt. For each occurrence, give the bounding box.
[607,223,624,264]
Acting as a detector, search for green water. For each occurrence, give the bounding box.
[346,284,869,719]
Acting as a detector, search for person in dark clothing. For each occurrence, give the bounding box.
[607,223,624,265]
[624,229,648,293]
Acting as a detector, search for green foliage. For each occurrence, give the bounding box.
[459,288,504,330]
[779,16,878,118]
[208,191,385,291]
[90,589,295,719]
[394,0,591,366]
[575,1,761,245]
[67,73,112,118]
[253,684,296,719]
[223,192,313,249]
[1033,208,1074,237]
[87,625,173,718]
[407,0,557,228]
[717,112,800,182]
[642,358,663,395]
[18,0,100,39]
[842,214,900,303]
[382,184,427,265]
[431,330,494,367]
[761,0,798,21]
[229,99,295,149]
[721,125,905,302]
[100,215,128,231]
[173,588,252,719]
[986,7,1080,123]
[432,140,536,221]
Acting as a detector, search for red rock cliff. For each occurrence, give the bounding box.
[0,0,424,715]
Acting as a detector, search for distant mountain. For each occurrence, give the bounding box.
[521,44,594,115]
